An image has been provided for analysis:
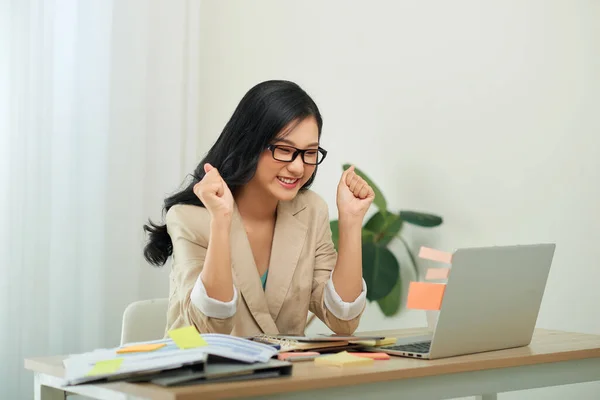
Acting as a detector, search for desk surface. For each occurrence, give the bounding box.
[24,328,600,400]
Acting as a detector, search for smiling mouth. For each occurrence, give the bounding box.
[277,177,300,185]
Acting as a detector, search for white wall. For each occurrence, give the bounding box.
[2,1,204,397]
[196,1,600,398]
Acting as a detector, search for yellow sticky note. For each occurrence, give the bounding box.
[117,343,166,354]
[351,337,397,347]
[314,351,374,367]
[86,358,124,376]
[376,337,398,346]
[168,325,207,349]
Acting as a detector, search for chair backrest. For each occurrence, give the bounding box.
[120,298,169,345]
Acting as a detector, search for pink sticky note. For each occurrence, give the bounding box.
[406,282,446,310]
[425,268,450,280]
[419,246,453,264]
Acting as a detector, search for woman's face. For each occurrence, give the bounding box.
[252,116,321,202]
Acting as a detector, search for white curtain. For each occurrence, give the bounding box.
[0,1,202,397]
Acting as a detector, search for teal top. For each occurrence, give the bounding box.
[260,269,268,290]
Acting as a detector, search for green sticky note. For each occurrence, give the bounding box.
[168,325,208,349]
[86,358,124,376]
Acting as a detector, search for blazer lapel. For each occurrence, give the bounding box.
[230,205,279,334]
[264,199,308,322]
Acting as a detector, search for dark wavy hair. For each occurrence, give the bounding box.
[143,80,323,266]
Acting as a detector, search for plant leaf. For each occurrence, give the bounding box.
[342,164,387,212]
[397,235,419,280]
[377,278,402,317]
[331,220,376,250]
[362,242,399,301]
[330,220,339,250]
[362,229,376,243]
[399,211,443,227]
[364,211,403,246]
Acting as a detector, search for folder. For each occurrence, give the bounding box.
[150,358,293,387]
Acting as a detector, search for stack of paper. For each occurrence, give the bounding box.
[63,344,209,385]
[249,333,385,352]
[63,326,280,386]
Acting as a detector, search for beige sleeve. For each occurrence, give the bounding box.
[166,206,237,334]
[309,202,365,335]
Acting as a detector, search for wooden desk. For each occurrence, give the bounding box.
[25,328,600,400]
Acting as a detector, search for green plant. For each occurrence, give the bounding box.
[330,164,443,316]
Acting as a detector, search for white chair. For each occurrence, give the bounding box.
[120,298,169,345]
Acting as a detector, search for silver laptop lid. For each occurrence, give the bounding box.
[429,243,555,359]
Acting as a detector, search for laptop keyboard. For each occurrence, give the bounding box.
[382,341,431,354]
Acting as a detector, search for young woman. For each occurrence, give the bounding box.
[143,80,375,337]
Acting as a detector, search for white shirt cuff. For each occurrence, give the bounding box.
[190,275,238,319]
[323,273,367,320]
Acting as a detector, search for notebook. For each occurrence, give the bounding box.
[266,334,386,342]
[249,334,353,352]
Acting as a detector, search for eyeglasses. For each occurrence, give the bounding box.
[266,144,327,165]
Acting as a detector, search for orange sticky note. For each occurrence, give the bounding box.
[425,268,450,280]
[348,352,390,360]
[406,282,446,310]
[278,352,320,361]
[117,343,166,354]
[419,246,453,264]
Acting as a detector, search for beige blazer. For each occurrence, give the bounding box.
[164,190,364,337]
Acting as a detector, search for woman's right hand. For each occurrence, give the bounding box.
[194,163,234,221]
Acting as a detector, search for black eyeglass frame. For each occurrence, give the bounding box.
[266,144,328,165]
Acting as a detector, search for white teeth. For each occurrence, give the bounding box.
[278,177,298,184]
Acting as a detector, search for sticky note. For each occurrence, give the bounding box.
[374,337,397,346]
[406,282,446,310]
[167,326,208,349]
[116,343,166,354]
[419,246,453,264]
[86,358,124,376]
[348,352,390,360]
[314,351,374,367]
[425,268,450,280]
[278,352,320,361]
[351,337,397,347]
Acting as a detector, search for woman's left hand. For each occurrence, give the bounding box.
[336,165,375,220]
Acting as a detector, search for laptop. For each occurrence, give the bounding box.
[371,243,556,360]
